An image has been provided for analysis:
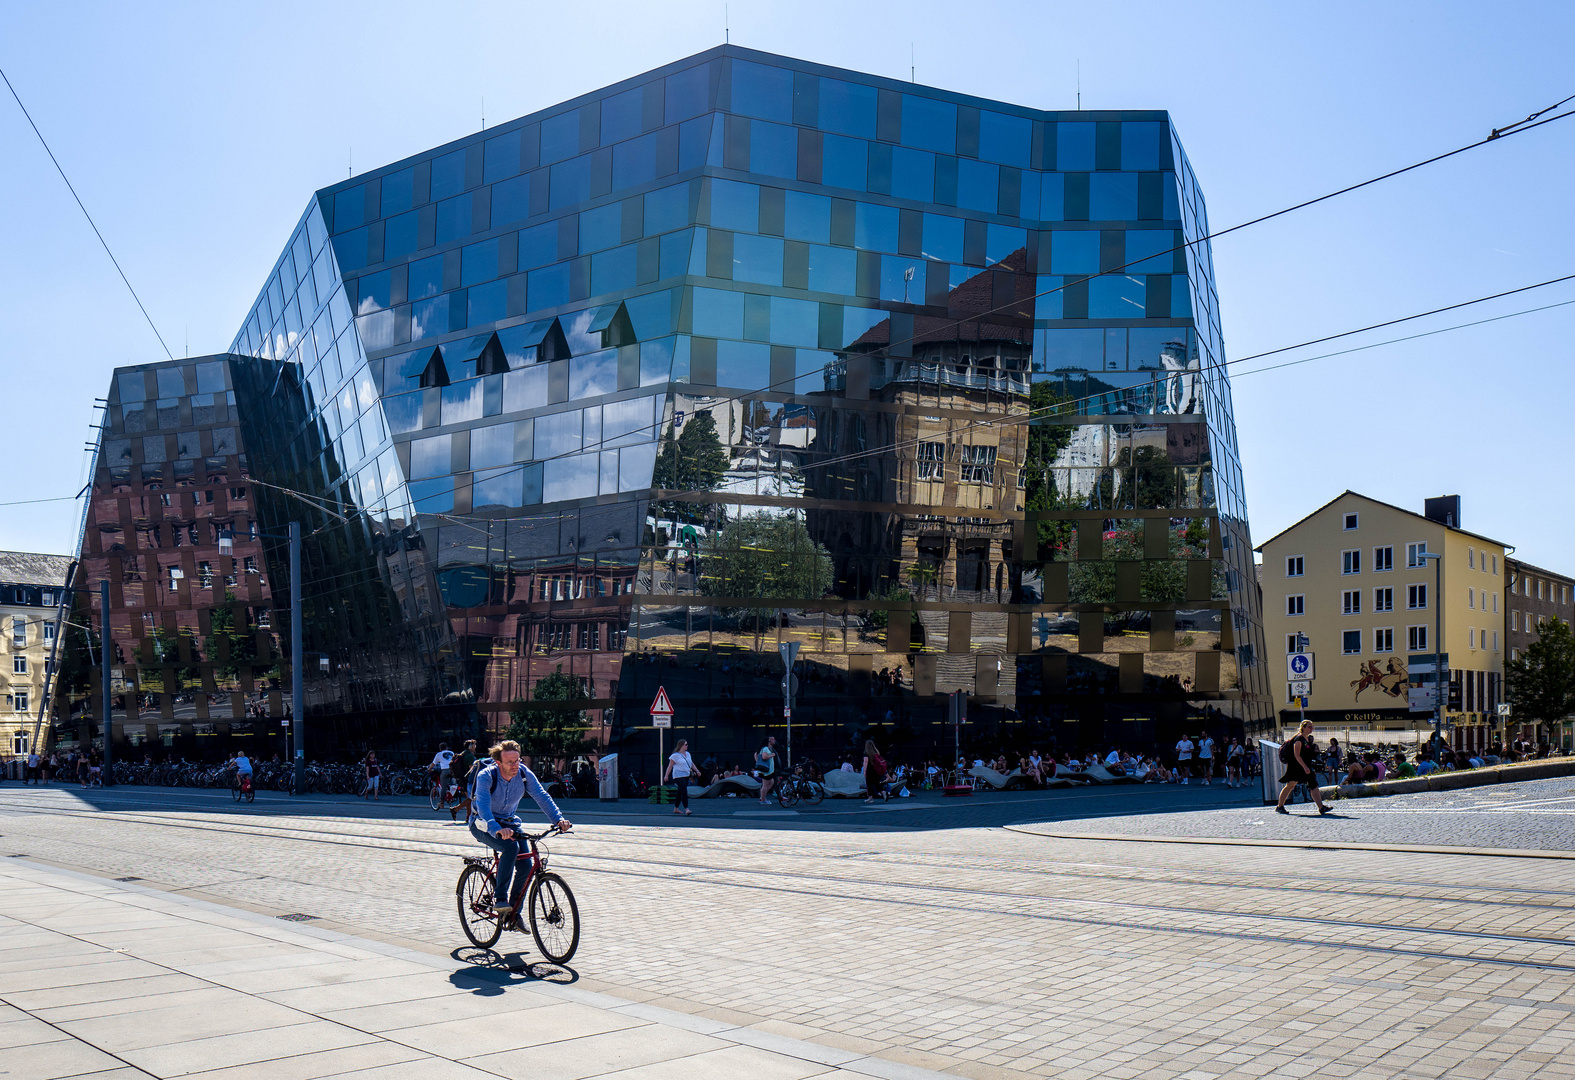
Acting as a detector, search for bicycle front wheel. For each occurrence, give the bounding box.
[230,783,241,802]
[527,872,579,964]
[428,784,443,811]
[457,865,503,949]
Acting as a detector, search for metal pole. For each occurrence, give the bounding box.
[1434,553,1443,748]
[290,521,305,796]
[100,578,113,786]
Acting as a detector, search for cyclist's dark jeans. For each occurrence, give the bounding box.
[468,819,523,907]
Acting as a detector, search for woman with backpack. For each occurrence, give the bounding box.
[862,739,888,803]
[1276,719,1332,816]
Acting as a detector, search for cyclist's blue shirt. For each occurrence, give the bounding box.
[472,762,564,835]
[234,756,252,774]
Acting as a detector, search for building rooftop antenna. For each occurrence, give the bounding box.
[1077,60,1081,110]
[725,4,729,43]
[482,96,486,131]
[911,43,915,82]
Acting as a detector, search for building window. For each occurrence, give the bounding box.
[1469,627,1477,649]
[10,731,25,755]
[1286,594,1304,616]
[10,618,25,648]
[1285,633,1300,653]
[958,445,996,484]
[1375,627,1394,652]
[1343,512,1358,530]
[1342,630,1362,654]
[917,441,945,480]
[199,561,213,587]
[1492,555,1498,575]
[1342,590,1361,615]
[42,622,55,642]
[1537,580,1544,600]
[1373,546,1393,572]
[1407,542,1428,568]
[1491,593,1498,613]
[1512,611,1520,631]
[1468,548,1475,570]
[1285,555,1304,577]
[1408,584,1427,610]
[1342,549,1361,575]
[168,566,182,589]
[41,591,53,606]
[1374,587,1394,612]
[12,656,26,674]
[13,691,27,713]
[1492,630,1499,652]
[1469,587,1475,610]
[1408,625,1428,651]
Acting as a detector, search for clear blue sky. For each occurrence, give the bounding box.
[3,0,1571,569]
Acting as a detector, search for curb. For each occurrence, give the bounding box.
[1000,826,1575,860]
[1320,758,1575,802]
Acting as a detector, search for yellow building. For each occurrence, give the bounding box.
[0,552,73,761]
[1256,493,1506,748]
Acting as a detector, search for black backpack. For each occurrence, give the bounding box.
[1278,739,1297,764]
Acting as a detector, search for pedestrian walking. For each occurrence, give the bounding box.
[451,739,478,822]
[1325,737,1343,786]
[25,750,40,784]
[663,738,697,816]
[1174,734,1194,784]
[1225,737,1244,787]
[862,739,888,803]
[1276,720,1332,815]
[1197,733,1215,785]
[363,751,381,800]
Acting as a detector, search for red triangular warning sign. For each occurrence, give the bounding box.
[650,687,674,715]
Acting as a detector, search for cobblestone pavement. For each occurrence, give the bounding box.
[3,782,1575,1080]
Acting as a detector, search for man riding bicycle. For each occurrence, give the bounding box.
[469,740,572,917]
[430,743,455,799]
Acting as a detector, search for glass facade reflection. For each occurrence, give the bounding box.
[71,46,1270,765]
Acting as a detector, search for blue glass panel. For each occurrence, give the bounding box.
[821,135,867,192]
[410,476,455,513]
[842,306,885,347]
[518,222,557,270]
[356,269,392,314]
[541,110,580,164]
[604,395,655,445]
[784,191,831,242]
[693,287,745,338]
[619,442,657,491]
[854,203,898,252]
[640,337,674,385]
[807,245,855,294]
[1121,122,1165,171]
[470,422,516,469]
[1040,173,1065,222]
[410,433,451,478]
[731,59,792,123]
[493,174,531,226]
[659,229,692,277]
[431,150,466,200]
[549,155,592,210]
[580,204,621,252]
[543,453,597,503]
[818,78,877,138]
[382,168,414,216]
[793,349,832,393]
[502,364,546,412]
[537,409,584,459]
[1163,173,1180,219]
[626,288,674,337]
[601,87,643,145]
[384,210,419,258]
[1172,278,1193,318]
[331,227,369,272]
[881,256,925,303]
[920,213,963,262]
[902,95,956,154]
[687,228,707,274]
[710,179,759,232]
[979,111,1031,168]
[613,131,659,190]
[1124,230,1174,273]
[732,234,784,285]
[409,254,443,301]
[473,467,524,508]
[484,133,521,183]
[1049,231,1099,275]
[383,391,422,434]
[678,115,711,169]
[1089,274,1145,318]
[355,309,399,349]
[646,183,690,234]
[665,65,710,124]
[956,158,998,214]
[717,339,769,388]
[890,146,935,202]
[570,349,617,398]
[1039,328,1104,371]
[1090,173,1139,220]
[769,296,819,347]
[411,294,449,340]
[1034,276,1063,320]
[527,264,571,310]
[1057,123,1095,171]
[436,196,472,244]
[461,238,499,287]
[750,120,798,179]
[468,279,507,325]
[985,223,1027,265]
[441,380,485,424]
[591,245,638,294]
[335,188,364,232]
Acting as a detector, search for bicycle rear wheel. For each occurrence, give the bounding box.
[527,872,579,964]
[803,781,824,806]
[457,866,503,949]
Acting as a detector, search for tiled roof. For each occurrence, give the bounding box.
[0,551,74,587]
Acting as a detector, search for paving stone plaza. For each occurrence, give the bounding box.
[2,779,1574,1080]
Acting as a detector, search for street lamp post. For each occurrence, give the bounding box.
[221,522,303,794]
[1418,551,1445,747]
[34,577,115,783]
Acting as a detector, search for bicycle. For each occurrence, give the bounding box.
[429,772,467,813]
[775,772,825,808]
[455,827,579,963]
[231,772,255,803]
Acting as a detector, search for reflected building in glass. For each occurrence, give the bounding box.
[67,46,1270,764]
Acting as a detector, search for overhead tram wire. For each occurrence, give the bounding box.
[1,66,175,361]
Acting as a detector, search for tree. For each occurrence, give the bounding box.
[652,410,730,524]
[506,666,596,763]
[703,513,834,633]
[1022,381,1076,560]
[1505,617,1575,744]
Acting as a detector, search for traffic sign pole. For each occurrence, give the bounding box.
[650,687,675,788]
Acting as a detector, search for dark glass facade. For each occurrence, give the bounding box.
[70,46,1270,766]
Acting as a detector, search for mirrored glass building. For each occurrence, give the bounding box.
[68,46,1270,766]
